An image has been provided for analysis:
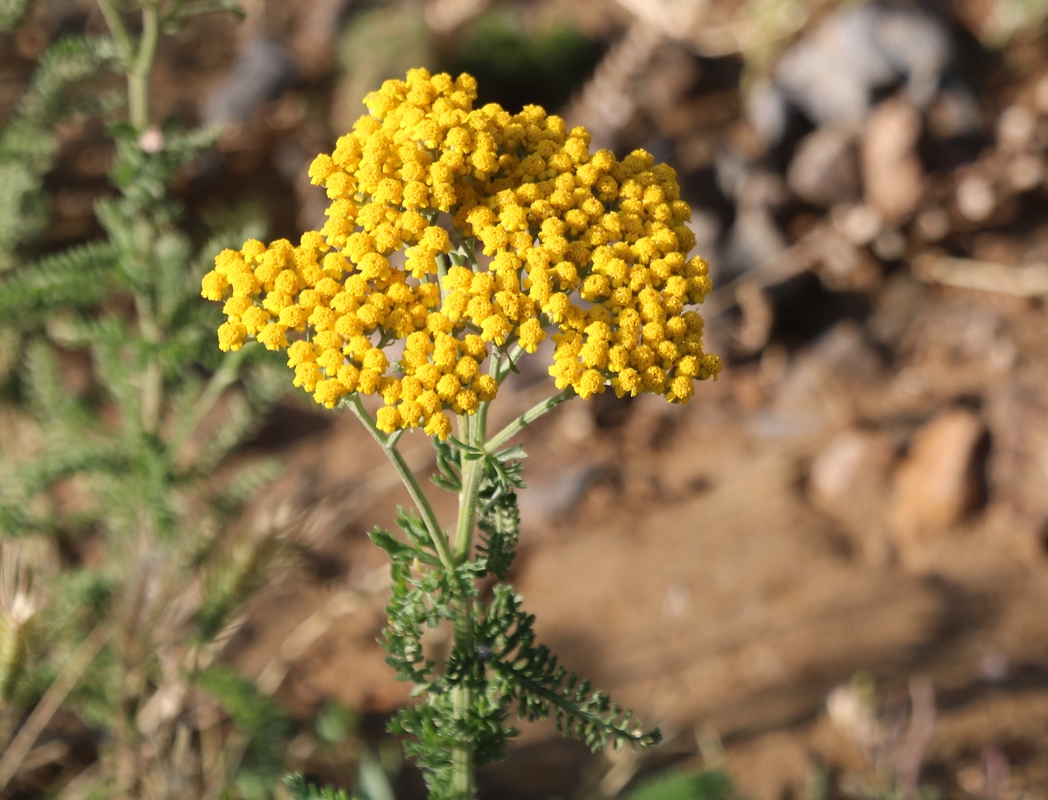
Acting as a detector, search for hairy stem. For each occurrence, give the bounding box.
[128,1,159,131]
[169,347,248,458]
[346,395,454,571]
[96,0,134,65]
[98,0,164,438]
[486,388,574,451]
[453,413,484,565]
[449,410,486,799]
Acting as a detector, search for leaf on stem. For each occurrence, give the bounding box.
[479,586,661,752]
[162,0,246,32]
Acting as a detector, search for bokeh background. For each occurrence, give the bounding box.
[4,0,1048,797]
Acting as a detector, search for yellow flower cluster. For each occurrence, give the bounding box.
[201,68,721,438]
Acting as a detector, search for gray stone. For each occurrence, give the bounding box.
[202,38,297,126]
[746,78,789,145]
[787,125,861,207]
[773,4,950,127]
[721,209,788,279]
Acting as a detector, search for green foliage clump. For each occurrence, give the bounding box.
[445,10,603,111]
[0,2,303,798]
[285,773,353,800]
[625,769,739,800]
[367,435,659,799]
[0,35,114,270]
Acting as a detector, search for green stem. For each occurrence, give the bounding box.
[494,342,524,383]
[98,0,164,438]
[96,0,134,65]
[169,348,247,458]
[449,409,487,799]
[453,414,483,564]
[128,1,160,131]
[435,252,449,307]
[350,394,479,795]
[486,388,574,452]
[450,676,474,798]
[345,395,455,571]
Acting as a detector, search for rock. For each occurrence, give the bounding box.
[926,84,982,139]
[832,203,882,246]
[809,428,897,564]
[862,98,924,224]
[518,466,598,534]
[788,125,861,207]
[1007,154,1043,192]
[721,209,788,279]
[890,409,988,553]
[871,228,905,261]
[914,206,951,242]
[715,144,752,200]
[956,174,996,222]
[752,322,882,439]
[202,38,296,126]
[773,5,950,128]
[1035,74,1048,115]
[812,429,894,502]
[810,224,883,292]
[746,77,789,145]
[985,374,1048,525]
[997,105,1037,152]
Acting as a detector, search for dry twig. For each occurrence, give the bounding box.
[0,625,108,792]
[913,254,1048,297]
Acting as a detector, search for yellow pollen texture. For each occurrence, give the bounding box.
[202,68,721,437]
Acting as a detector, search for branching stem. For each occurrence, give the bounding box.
[170,347,248,459]
[96,0,134,65]
[486,388,574,451]
[128,1,159,131]
[453,414,484,564]
[346,395,454,571]
[98,0,164,439]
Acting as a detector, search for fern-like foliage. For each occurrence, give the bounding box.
[0,241,121,321]
[0,35,113,268]
[373,437,660,798]
[0,0,31,32]
[0,4,300,798]
[284,774,353,800]
[431,440,525,579]
[162,0,246,29]
[481,585,660,750]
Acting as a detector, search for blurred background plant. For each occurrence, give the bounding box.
[0,1,358,798]
[3,0,1048,797]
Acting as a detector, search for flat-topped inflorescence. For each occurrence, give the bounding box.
[201,68,721,438]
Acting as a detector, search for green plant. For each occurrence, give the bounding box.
[0,2,307,798]
[286,773,353,800]
[204,68,722,798]
[623,768,739,800]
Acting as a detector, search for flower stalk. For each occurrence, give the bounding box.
[347,394,455,572]
[201,66,719,798]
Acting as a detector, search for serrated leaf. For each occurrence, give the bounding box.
[369,527,440,567]
[0,241,121,322]
[162,0,245,30]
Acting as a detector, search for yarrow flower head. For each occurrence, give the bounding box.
[202,68,721,438]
